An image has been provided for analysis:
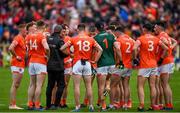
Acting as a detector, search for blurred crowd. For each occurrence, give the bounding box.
[0,0,180,67]
[1,0,180,42]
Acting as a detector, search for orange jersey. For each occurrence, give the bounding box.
[64,36,72,68]
[10,35,26,68]
[157,32,174,65]
[67,33,98,65]
[137,34,160,68]
[116,34,135,68]
[26,33,47,65]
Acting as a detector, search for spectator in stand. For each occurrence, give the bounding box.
[0,0,179,66]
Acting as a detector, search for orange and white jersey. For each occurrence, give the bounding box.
[157,32,174,65]
[26,33,47,65]
[66,33,99,65]
[116,34,135,68]
[10,34,26,68]
[136,34,160,68]
[64,36,73,68]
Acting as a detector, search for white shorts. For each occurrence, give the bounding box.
[112,68,132,77]
[138,67,158,77]
[64,67,72,75]
[96,65,116,75]
[11,66,24,74]
[72,60,92,76]
[169,63,175,74]
[29,63,47,75]
[159,63,174,74]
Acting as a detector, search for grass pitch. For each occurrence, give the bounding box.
[0,67,180,112]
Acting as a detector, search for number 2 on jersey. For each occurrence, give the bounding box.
[77,40,90,51]
[29,39,38,50]
[103,38,108,48]
[125,42,131,53]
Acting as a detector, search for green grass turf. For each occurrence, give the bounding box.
[0,67,180,112]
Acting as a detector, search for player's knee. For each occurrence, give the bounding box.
[14,83,20,88]
[161,82,168,88]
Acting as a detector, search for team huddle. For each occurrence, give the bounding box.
[8,20,177,112]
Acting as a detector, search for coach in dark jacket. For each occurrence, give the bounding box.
[46,25,67,109]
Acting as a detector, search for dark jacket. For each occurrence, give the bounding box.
[47,33,67,71]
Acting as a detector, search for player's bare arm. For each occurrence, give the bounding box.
[159,40,169,50]
[42,38,50,60]
[9,40,22,61]
[133,40,141,59]
[60,41,71,51]
[113,41,122,61]
[170,38,177,49]
[60,48,70,56]
[93,42,102,63]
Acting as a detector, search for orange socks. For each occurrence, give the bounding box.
[35,101,40,108]
[139,103,144,108]
[83,98,89,105]
[119,101,125,107]
[166,103,173,108]
[28,101,34,108]
[61,99,66,106]
[102,101,106,109]
[97,99,101,105]
[10,100,16,106]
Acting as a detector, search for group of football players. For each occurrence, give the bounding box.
[8,20,177,112]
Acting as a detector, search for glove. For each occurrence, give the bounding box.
[157,58,164,66]
[133,58,139,66]
[116,61,124,69]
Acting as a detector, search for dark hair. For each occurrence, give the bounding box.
[77,23,86,31]
[36,20,45,28]
[88,25,96,33]
[95,22,104,31]
[115,26,124,32]
[62,24,69,29]
[26,22,35,31]
[54,25,62,33]
[143,23,153,31]
[18,24,26,29]
[108,21,119,31]
[155,20,167,29]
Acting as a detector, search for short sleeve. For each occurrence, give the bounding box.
[14,36,20,43]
